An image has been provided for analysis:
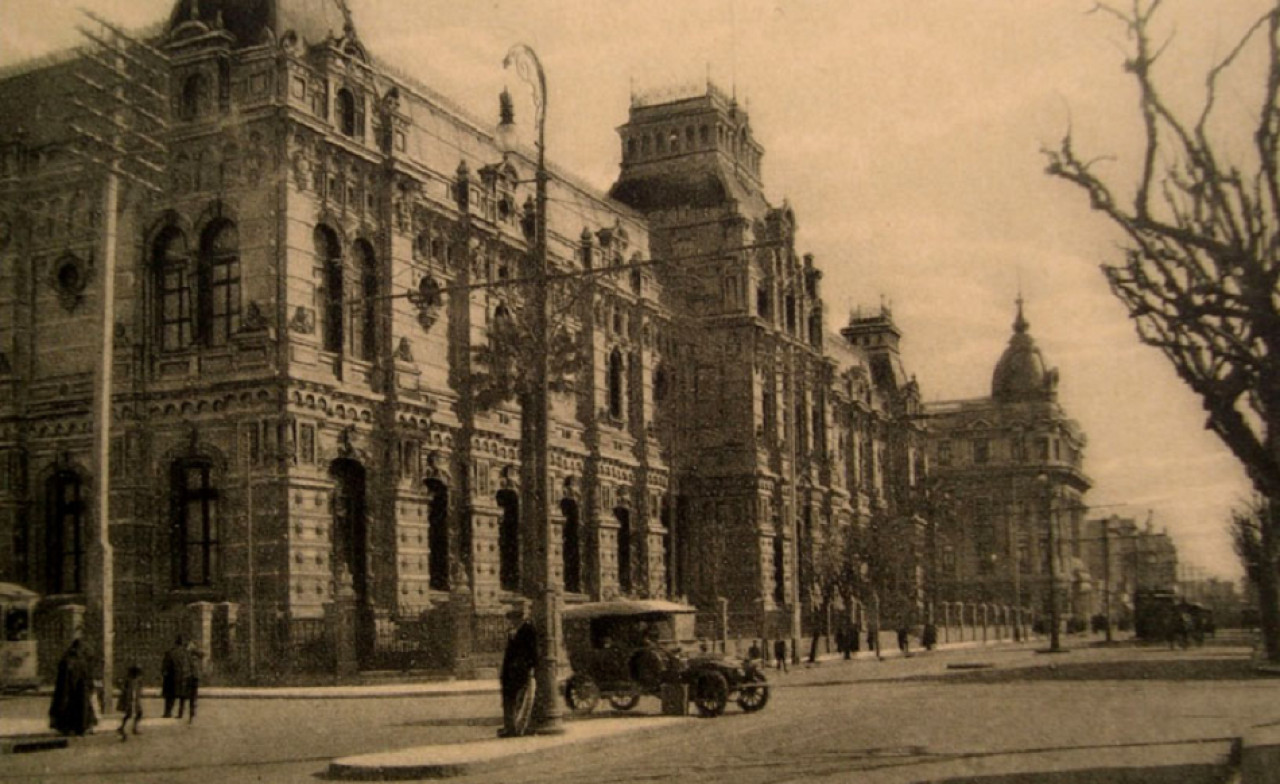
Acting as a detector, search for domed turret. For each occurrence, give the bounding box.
[991,298,1057,403]
[167,0,353,50]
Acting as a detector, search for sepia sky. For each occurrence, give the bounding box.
[1,0,1267,582]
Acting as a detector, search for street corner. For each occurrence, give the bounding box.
[326,716,687,781]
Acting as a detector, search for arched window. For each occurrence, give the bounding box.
[652,363,669,404]
[353,240,377,361]
[772,535,785,605]
[561,498,581,594]
[316,226,344,353]
[607,348,625,420]
[153,226,192,351]
[426,479,450,592]
[497,489,520,592]
[615,506,631,594]
[336,87,361,138]
[757,283,772,320]
[180,73,206,121]
[785,291,797,333]
[198,220,240,346]
[171,459,218,588]
[45,470,85,595]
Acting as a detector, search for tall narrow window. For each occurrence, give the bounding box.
[615,506,631,594]
[608,348,625,420]
[353,240,377,360]
[180,73,206,121]
[772,535,785,604]
[336,88,358,137]
[426,480,449,592]
[497,489,520,592]
[172,460,218,587]
[45,471,85,595]
[198,220,240,346]
[316,226,344,353]
[561,499,581,593]
[154,226,192,351]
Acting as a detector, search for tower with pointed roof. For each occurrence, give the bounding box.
[925,300,1092,636]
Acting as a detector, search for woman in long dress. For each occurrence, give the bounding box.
[49,639,96,737]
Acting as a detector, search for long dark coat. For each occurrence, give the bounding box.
[500,621,538,702]
[49,642,95,736]
[162,644,191,701]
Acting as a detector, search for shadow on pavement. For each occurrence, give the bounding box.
[925,763,1231,784]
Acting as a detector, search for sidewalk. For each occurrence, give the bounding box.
[328,717,685,780]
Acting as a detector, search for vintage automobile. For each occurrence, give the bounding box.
[0,583,38,693]
[561,599,769,717]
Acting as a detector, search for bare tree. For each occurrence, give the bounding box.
[1045,1,1280,658]
[1231,497,1279,650]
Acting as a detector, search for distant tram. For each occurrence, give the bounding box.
[0,583,39,692]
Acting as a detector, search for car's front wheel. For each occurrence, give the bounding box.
[564,674,599,714]
[692,671,728,717]
[736,672,769,712]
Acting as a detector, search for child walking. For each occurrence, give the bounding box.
[116,664,143,741]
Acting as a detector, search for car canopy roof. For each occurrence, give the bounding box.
[563,599,697,621]
[0,583,39,603]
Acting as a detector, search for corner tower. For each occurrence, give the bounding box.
[610,84,766,214]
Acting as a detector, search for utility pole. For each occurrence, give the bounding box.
[70,10,168,697]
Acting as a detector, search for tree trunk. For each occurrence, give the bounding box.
[1260,500,1280,662]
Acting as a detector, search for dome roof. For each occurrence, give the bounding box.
[168,0,353,50]
[991,299,1056,403]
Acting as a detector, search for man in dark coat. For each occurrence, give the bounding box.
[49,639,96,737]
[499,607,539,738]
[161,635,190,718]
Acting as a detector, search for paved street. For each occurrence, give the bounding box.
[2,638,1275,783]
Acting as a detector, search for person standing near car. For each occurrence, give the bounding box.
[773,638,788,673]
[499,604,538,738]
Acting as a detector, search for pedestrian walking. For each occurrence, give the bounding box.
[897,625,911,656]
[183,642,203,723]
[161,635,190,719]
[498,604,538,738]
[747,641,762,662]
[49,639,96,737]
[773,638,788,673]
[116,664,144,741]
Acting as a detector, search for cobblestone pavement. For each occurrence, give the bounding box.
[1,639,1273,783]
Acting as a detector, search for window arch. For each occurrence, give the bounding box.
[198,220,240,346]
[171,459,218,587]
[615,505,631,594]
[426,479,450,592]
[561,498,581,594]
[497,489,520,592]
[45,470,85,595]
[336,87,360,137]
[153,226,192,351]
[353,239,377,361]
[652,363,669,404]
[180,73,206,121]
[607,348,625,420]
[316,225,344,353]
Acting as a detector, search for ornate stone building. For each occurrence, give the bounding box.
[926,300,1093,632]
[0,0,929,680]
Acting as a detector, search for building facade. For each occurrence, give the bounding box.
[0,0,928,681]
[926,301,1093,632]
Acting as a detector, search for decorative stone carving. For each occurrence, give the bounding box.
[289,306,315,334]
[240,300,269,332]
[395,337,414,363]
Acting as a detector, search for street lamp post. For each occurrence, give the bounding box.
[499,43,564,735]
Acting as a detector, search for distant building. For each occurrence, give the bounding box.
[926,300,1092,631]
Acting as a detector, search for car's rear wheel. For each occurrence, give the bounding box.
[608,688,640,711]
[736,672,769,712]
[692,671,728,717]
[564,674,599,714]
